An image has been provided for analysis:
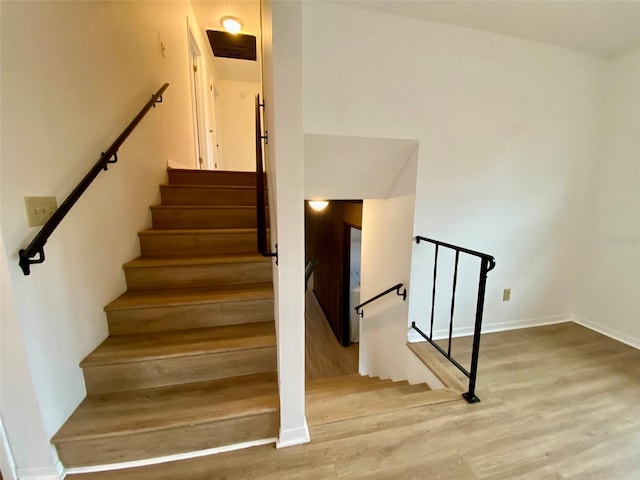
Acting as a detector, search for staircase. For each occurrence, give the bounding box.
[51,169,279,468]
[306,375,459,427]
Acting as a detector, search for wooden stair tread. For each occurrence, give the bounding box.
[304,374,459,427]
[52,373,278,442]
[81,322,276,367]
[124,253,270,269]
[138,228,264,236]
[150,205,258,210]
[105,283,274,311]
[307,388,461,427]
[307,375,426,397]
[306,374,393,390]
[167,168,256,188]
[406,341,468,392]
[160,184,257,191]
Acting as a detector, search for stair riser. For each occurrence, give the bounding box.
[139,231,265,256]
[55,411,278,467]
[124,261,272,291]
[151,207,259,229]
[83,346,277,394]
[160,186,258,206]
[107,298,275,335]
[168,170,257,187]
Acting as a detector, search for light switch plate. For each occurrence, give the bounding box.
[503,288,511,302]
[25,196,58,227]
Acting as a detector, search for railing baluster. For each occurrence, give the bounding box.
[462,258,491,404]
[447,250,459,358]
[429,244,438,340]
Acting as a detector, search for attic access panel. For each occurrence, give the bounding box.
[206,30,257,61]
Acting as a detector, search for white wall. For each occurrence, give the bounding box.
[304,134,417,199]
[360,195,443,388]
[575,47,640,348]
[1,231,57,479]
[0,0,212,470]
[217,80,262,171]
[261,0,309,448]
[303,1,604,336]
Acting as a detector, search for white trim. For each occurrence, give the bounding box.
[63,438,276,475]
[0,415,18,480]
[276,418,310,449]
[572,315,640,350]
[167,158,193,170]
[408,314,571,341]
[14,466,60,480]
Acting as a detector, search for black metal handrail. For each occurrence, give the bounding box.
[354,283,407,318]
[255,94,277,262]
[18,83,170,275]
[305,260,317,292]
[412,235,496,403]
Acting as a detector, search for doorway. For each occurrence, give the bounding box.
[347,227,362,343]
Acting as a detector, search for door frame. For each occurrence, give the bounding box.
[187,19,207,169]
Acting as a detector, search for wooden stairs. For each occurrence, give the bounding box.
[51,169,279,468]
[306,374,461,428]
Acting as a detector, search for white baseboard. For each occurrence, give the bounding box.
[15,467,60,480]
[572,315,640,350]
[63,438,276,476]
[408,314,571,341]
[276,419,310,449]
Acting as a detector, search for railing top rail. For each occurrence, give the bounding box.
[354,283,406,317]
[416,235,496,271]
[18,83,170,275]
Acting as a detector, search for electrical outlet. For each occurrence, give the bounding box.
[25,196,58,227]
[503,288,511,302]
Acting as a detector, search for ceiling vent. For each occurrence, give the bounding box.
[206,30,257,61]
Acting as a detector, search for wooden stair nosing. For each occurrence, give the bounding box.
[104,283,274,312]
[52,374,279,443]
[306,388,462,427]
[167,168,258,187]
[81,322,276,367]
[138,229,267,257]
[106,301,275,336]
[82,345,277,394]
[123,261,273,291]
[159,185,260,207]
[123,253,270,269]
[54,410,279,468]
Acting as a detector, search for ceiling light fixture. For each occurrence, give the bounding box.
[220,16,243,34]
[308,200,329,212]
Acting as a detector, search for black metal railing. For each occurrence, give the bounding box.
[255,93,277,262]
[18,83,170,275]
[305,260,317,292]
[354,283,407,318]
[411,236,496,403]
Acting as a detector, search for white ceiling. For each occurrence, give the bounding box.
[191,0,262,82]
[335,0,640,58]
[305,134,417,200]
